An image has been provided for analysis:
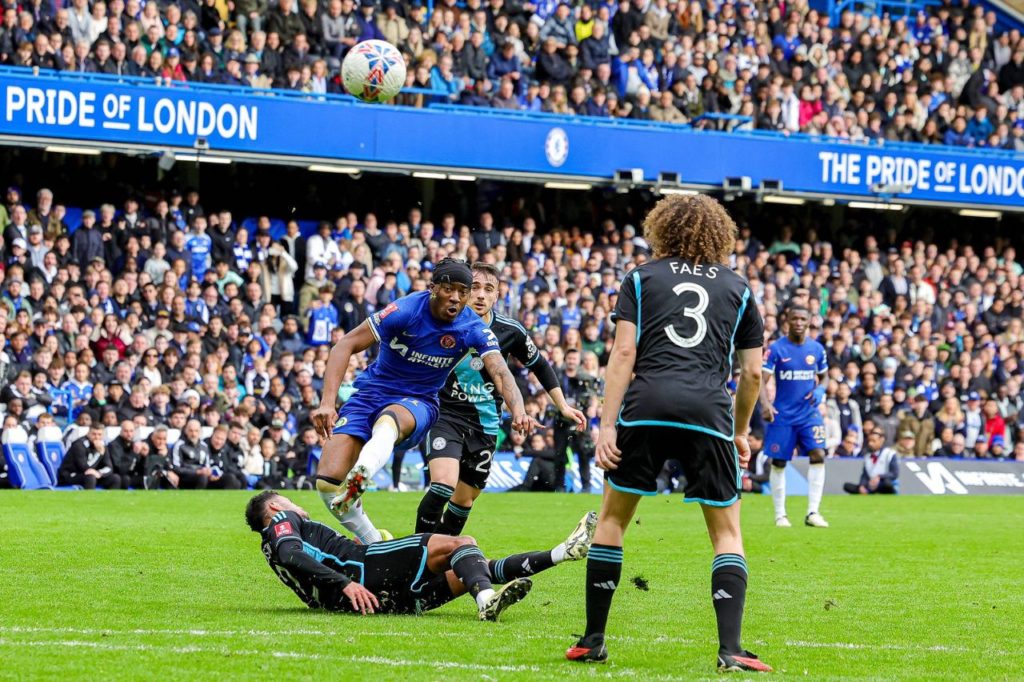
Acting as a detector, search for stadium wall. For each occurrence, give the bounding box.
[1,69,1023,212]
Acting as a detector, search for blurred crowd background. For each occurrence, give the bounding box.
[1,170,1023,492]
[1,0,1022,146]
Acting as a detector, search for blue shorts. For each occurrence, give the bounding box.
[333,389,438,450]
[764,421,826,461]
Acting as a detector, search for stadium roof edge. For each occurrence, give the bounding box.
[6,134,1023,215]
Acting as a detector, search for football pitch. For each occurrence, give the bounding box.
[1,491,1019,680]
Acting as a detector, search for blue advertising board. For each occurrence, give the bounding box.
[2,69,1023,209]
[376,450,604,494]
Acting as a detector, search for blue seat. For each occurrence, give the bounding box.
[2,427,52,490]
[35,425,67,486]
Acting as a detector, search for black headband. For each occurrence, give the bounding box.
[432,260,473,287]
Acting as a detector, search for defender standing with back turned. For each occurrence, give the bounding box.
[416,262,586,535]
[566,195,772,673]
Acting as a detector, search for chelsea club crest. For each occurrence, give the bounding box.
[545,128,569,168]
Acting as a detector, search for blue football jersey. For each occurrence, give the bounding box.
[763,336,827,426]
[186,233,212,281]
[359,290,500,403]
[307,305,339,346]
[62,380,93,406]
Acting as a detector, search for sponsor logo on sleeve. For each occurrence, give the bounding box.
[525,336,538,357]
[273,521,293,537]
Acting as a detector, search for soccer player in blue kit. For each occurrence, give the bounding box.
[309,259,533,544]
[760,306,830,528]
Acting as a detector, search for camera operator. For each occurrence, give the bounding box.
[552,348,598,492]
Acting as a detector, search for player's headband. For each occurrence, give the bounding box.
[432,260,473,287]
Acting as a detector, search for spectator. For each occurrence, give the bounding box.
[206,424,245,489]
[944,116,975,146]
[430,54,463,103]
[843,428,900,495]
[170,418,213,489]
[511,431,557,491]
[650,90,686,123]
[898,392,935,456]
[869,393,901,447]
[58,424,121,490]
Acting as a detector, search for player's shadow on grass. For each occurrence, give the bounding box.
[244,607,477,622]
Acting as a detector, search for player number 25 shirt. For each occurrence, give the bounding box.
[613,259,764,439]
[361,290,501,403]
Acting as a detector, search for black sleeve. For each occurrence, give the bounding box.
[611,270,638,325]
[170,442,198,475]
[109,441,131,475]
[734,288,764,350]
[509,324,560,392]
[96,450,114,476]
[59,442,86,475]
[268,512,353,590]
[276,540,353,590]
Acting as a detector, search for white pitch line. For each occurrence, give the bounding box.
[3,627,997,659]
[0,638,541,673]
[0,625,695,646]
[785,640,974,654]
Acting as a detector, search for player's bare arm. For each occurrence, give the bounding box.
[547,386,587,431]
[311,321,377,441]
[595,321,637,471]
[734,348,763,468]
[481,352,533,434]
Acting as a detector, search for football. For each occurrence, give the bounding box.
[341,39,407,104]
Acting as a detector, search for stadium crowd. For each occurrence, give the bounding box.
[1,178,1024,492]
[1,0,1023,147]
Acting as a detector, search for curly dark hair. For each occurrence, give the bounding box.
[642,194,737,264]
[245,489,280,532]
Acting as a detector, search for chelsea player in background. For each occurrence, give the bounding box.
[759,306,830,528]
[308,259,534,545]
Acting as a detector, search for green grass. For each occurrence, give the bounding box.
[0,491,1019,680]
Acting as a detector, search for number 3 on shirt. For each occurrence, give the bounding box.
[665,283,709,348]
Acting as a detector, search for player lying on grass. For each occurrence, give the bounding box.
[308,258,534,544]
[246,490,597,619]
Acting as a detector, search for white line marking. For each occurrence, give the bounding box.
[0,625,691,645]
[785,640,970,654]
[101,121,131,130]
[6,628,998,659]
[0,638,540,672]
